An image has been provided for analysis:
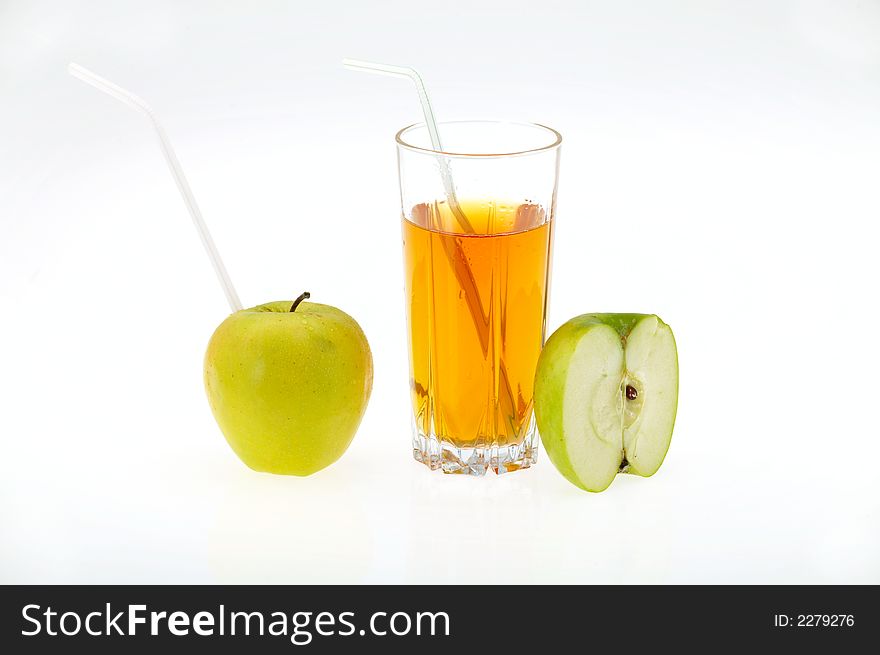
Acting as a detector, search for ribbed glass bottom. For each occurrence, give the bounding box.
[412,416,539,475]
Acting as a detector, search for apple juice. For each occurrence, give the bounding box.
[402,198,553,472]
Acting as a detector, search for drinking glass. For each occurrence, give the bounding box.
[397,120,561,475]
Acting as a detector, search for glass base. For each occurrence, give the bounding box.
[412,417,539,476]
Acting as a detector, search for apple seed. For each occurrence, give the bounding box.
[625,384,638,401]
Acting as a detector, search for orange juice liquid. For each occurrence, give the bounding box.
[403,199,553,450]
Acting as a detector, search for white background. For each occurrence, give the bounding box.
[1,0,879,584]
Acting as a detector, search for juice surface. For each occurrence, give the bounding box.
[402,199,553,448]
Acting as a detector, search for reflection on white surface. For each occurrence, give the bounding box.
[207,467,372,584]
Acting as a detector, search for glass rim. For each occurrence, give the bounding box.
[395,120,562,159]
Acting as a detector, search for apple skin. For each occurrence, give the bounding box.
[204,300,373,476]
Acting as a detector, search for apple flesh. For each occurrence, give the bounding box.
[534,314,678,492]
[204,295,373,476]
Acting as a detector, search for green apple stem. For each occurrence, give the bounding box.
[290,292,311,313]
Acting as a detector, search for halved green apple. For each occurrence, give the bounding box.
[534,314,678,492]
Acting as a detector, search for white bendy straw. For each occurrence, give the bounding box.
[68,63,243,312]
[342,58,473,233]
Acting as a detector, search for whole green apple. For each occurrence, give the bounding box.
[204,293,373,476]
[534,313,678,492]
